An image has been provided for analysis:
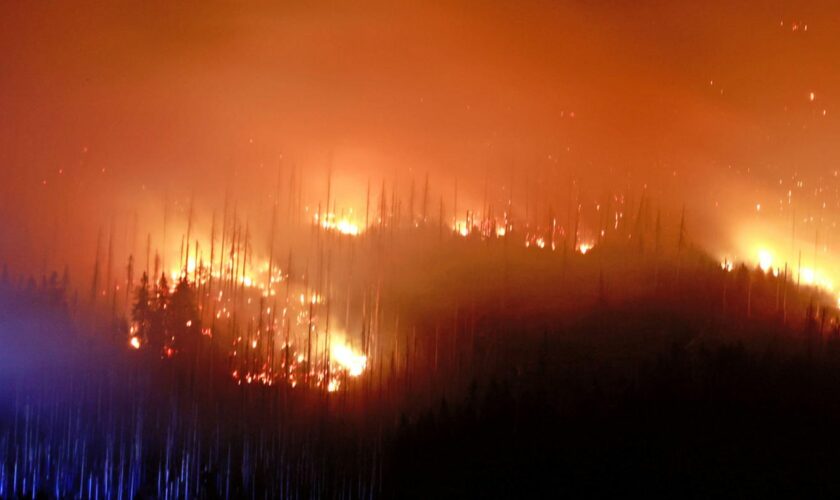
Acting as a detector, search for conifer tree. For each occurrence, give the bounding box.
[169,276,201,354]
[149,273,171,352]
[132,272,152,343]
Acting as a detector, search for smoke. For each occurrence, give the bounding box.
[1,0,839,277]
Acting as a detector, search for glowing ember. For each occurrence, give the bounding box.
[129,336,141,349]
[299,293,322,305]
[577,242,594,255]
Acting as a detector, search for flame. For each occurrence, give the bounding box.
[129,336,141,349]
[797,267,832,290]
[316,213,361,236]
[454,220,469,237]
[758,249,773,273]
[331,342,367,377]
[334,220,360,235]
[299,292,322,305]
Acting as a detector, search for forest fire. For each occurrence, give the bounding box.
[315,212,362,236]
[758,249,773,273]
[331,341,367,377]
[5,0,840,497]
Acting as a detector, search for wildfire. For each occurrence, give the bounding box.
[228,339,366,390]
[331,341,367,377]
[299,292,322,305]
[758,249,773,273]
[315,213,361,236]
[454,220,470,237]
[731,245,836,295]
[232,369,276,386]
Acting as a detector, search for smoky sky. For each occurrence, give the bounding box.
[1,1,839,272]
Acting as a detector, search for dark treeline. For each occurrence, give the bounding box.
[387,345,840,497]
[0,269,381,499]
[130,272,203,357]
[2,229,840,498]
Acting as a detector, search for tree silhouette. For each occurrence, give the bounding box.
[168,276,201,355]
[132,272,152,344]
[148,273,171,353]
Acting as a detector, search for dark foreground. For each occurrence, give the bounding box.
[3,265,840,498]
